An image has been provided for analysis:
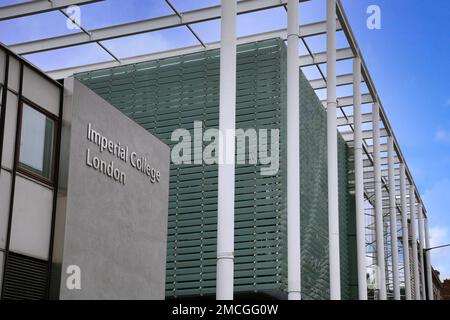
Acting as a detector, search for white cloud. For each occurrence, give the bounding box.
[423,180,450,280]
[430,226,448,248]
[430,226,450,281]
[435,129,450,143]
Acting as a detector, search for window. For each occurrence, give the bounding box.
[18,103,55,181]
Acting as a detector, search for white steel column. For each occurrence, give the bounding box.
[409,187,420,299]
[400,163,412,300]
[353,57,367,300]
[372,102,386,300]
[424,218,433,300]
[287,0,301,300]
[216,0,237,300]
[388,136,400,299]
[417,203,426,300]
[327,0,341,300]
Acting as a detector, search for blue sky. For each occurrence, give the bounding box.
[1,0,449,279]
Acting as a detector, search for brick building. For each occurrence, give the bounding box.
[441,279,450,300]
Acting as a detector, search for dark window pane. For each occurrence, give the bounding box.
[19,104,54,180]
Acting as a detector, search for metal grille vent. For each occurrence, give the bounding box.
[2,252,48,300]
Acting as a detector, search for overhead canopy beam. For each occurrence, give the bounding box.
[310,73,364,90]
[337,113,372,126]
[364,168,401,178]
[10,0,322,55]
[0,0,103,21]
[322,94,373,108]
[364,188,409,199]
[362,155,400,167]
[299,47,353,67]
[365,144,391,153]
[46,22,343,79]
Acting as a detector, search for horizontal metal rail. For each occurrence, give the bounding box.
[0,0,103,21]
[10,0,316,55]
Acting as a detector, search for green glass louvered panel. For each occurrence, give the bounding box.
[296,69,329,300]
[76,38,356,299]
[296,68,356,300]
[338,136,358,300]
[77,39,287,297]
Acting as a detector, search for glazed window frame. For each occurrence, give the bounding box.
[16,98,58,186]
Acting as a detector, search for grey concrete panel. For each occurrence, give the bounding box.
[9,175,53,260]
[22,66,60,116]
[7,57,20,92]
[57,78,169,300]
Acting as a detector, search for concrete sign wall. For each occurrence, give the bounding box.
[52,78,169,299]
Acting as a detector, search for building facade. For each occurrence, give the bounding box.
[432,268,442,300]
[0,0,437,301]
[75,38,358,300]
[0,44,170,299]
[441,279,450,300]
[1,45,62,299]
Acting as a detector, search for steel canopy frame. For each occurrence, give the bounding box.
[0,0,104,21]
[1,0,433,300]
[335,1,428,218]
[4,0,427,219]
[45,20,344,78]
[10,0,312,55]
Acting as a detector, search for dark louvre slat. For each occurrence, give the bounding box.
[2,252,48,300]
